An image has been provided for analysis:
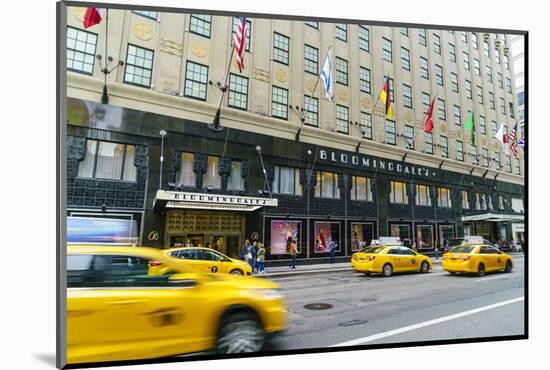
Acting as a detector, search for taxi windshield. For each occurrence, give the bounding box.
[360,246,386,254]
[449,245,476,254]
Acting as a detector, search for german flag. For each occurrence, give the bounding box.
[379,76,393,119]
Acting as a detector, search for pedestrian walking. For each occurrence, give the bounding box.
[329,241,336,264]
[257,243,266,274]
[289,240,297,269]
[241,239,251,262]
[251,241,258,273]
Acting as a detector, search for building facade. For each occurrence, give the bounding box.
[65,7,525,261]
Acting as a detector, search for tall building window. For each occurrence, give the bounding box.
[506,155,512,173]
[404,125,414,149]
[360,112,373,139]
[461,32,468,43]
[506,78,513,93]
[360,67,371,94]
[203,156,221,189]
[273,32,290,65]
[388,78,395,102]
[335,23,347,41]
[184,61,208,100]
[462,191,470,209]
[504,54,510,70]
[495,47,501,64]
[463,51,470,70]
[358,26,369,51]
[401,27,409,36]
[466,80,473,99]
[438,187,452,208]
[383,38,393,62]
[304,96,318,126]
[440,136,449,158]
[228,74,249,110]
[474,59,480,75]
[419,29,427,46]
[453,105,461,126]
[471,145,478,165]
[315,172,340,199]
[498,72,503,88]
[133,10,158,20]
[232,17,251,51]
[401,47,411,70]
[433,33,441,54]
[456,140,464,161]
[449,43,456,62]
[494,151,501,170]
[390,181,408,204]
[420,57,429,79]
[403,84,413,108]
[273,166,302,195]
[486,65,493,83]
[477,85,484,104]
[78,140,137,182]
[471,33,478,49]
[451,73,459,93]
[335,57,348,85]
[67,26,97,75]
[351,176,373,201]
[510,102,515,118]
[305,21,319,29]
[386,120,396,145]
[189,14,212,38]
[491,121,498,135]
[483,40,490,57]
[228,161,244,191]
[500,97,506,115]
[304,44,319,74]
[336,105,349,134]
[479,116,486,134]
[515,159,521,175]
[271,86,288,119]
[482,148,489,167]
[124,44,154,88]
[489,92,495,110]
[425,133,434,154]
[422,92,431,114]
[178,152,196,187]
[416,185,431,206]
[437,99,446,120]
[435,64,444,86]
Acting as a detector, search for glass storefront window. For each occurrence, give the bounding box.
[416,224,434,249]
[203,156,221,189]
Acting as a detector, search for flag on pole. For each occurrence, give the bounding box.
[518,136,525,149]
[379,76,393,119]
[320,48,334,101]
[233,17,248,73]
[508,122,519,157]
[494,123,509,155]
[424,98,436,133]
[465,112,475,145]
[83,7,102,29]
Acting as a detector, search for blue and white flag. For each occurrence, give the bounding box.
[320,48,333,101]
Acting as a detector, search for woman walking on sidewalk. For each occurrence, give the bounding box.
[289,240,297,269]
[257,243,266,274]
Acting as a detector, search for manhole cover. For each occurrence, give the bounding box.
[361,298,377,303]
[339,319,368,327]
[303,303,333,310]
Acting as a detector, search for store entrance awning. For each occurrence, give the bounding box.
[153,190,278,212]
[461,213,524,222]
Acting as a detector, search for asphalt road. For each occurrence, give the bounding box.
[271,255,525,350]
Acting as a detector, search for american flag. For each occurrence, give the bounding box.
[518,136,525,149]
[233,17,248,73]
[508,122,518,157]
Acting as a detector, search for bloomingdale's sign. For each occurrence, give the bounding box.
[318,149,438,178]
[155,190,278,207]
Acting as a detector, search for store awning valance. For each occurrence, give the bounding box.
[461,213,524,222]
[153,190,278,212]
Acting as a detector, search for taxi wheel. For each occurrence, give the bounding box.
[382,263,393,277]
[505,260,513,273]
[449,271,457,275]
[477,263,486,277]
[216,312,265,354]
[364,272,371,276]
[420,261,429,273]
[230,269,244,275]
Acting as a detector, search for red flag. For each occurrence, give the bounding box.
[424,98,436,133]
[83,7,102,29]
[233,17,248,72]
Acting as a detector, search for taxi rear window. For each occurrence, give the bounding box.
[449,246,476,253]
[360,246,385,254]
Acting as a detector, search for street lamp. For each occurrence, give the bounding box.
[159,130,167,190]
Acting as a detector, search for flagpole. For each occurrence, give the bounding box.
[211,43,237,132]
[101,8,109,104]
[296,45,332,142]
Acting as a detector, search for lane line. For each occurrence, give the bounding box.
[330,296,524,347]
[475,275,511,282]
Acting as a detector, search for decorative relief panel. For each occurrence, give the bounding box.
[337,89,348,102]
[253,68,270,82]
[361,97,371,109]
[160,39,183,57]
[166,212,243,234]
[133,23,153,41]
[190,41,208,58]
[274,69,288,83]
[306,78,316,93]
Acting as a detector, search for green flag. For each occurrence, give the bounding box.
[465,112,475,145]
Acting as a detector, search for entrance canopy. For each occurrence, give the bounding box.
[461,213,524,222]
[153,190,278,212]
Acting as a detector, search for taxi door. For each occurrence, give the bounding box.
[477,246,496,271]
[173,249,205,273]
[387,248,403,272]
[198,249,225,274]
[399,247,419,272]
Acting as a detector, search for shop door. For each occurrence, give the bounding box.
[226,236,241,259]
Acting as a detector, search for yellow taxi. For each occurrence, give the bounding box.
[67,245,286,365]
[352,244,432,277]
[148,247,252,277]
[441,244,514,276]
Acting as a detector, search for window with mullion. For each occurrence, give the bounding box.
[360,67,371,94]
[461,32,468,43]
[77,139,137,182]
[335,57,348,85]
[510,102,515,118]
[232,17,252,51]
[403,84,412,108]
[386,120,396,145]
[435,64,444,86]
[351,176,372,201]
[425,132,434,154]
[497,73,503,88]
[479,116,486,134]
[433,33,441,54]
[449,43,456,62]
[506,155,512,172]
[66,26,97,75]
[422,92,431,114]
[360,112,373,139]
[203,156,222,189]
[228,74,248,110]
[304,95,318,126]
[124,44,154,88]
[401,47,411,70]
[437,187,452,208]
[420,57,429,79]
[273,32,290,65]
[500,97,506,115]
[305,21,319,29]
[415,185,431,206]
[189,14,212,38]
[336,105,349,134]
[496,47,501,64]
[491,121,498,135]
[515,159,521,175]
[471,145,478,165]
[472,33,478,49]
[273,166,302,195]
[271,86,288,119]
[404,125,415,149]
[463,51,470,70]
[358,26,369,51]
[335,24,347,41]
[477,86,484,104]
[451,73,459,93]
[453,105,461,126]
[457,141,464,161]
[304,44,319,74]
[483,41,490,57]
[474,59,480,75]
[466,80,473,99]
[390,181,408,204]
[383,38,392,62]
[184,61,208,100]
[440,136,449,158]
[486,65,493,83]
[133,10,158,20]
[482,148,489,167]
[401,27,409,36]
[419,29,427,46]
[315,172,340,199]
[506,78,512,94]
[489,92,495,109]
[462,191,470,209]
[494,151,501,170]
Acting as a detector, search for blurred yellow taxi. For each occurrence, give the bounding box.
[442,244,513,276]
[67,245,286,365]
[148,247,252,277]
[352,245,432,277]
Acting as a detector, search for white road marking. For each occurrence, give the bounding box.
[330,296,524,347]
[475,275,510,282]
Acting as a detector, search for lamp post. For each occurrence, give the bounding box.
[159,130,167,190]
